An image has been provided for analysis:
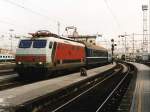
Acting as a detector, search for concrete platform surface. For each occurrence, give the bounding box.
[130,63,150,112]
[0,63,116,107]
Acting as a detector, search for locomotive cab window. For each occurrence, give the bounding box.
[49,41,53,48]
[33,40,47,48]
[19,40,32,48]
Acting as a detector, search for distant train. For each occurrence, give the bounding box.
[0,54,15,62]
[15,30,112,78]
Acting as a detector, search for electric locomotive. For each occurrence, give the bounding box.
[15,30,109,78]
[15,30,86,77]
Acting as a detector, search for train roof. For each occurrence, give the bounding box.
[83,42,107,51]
[48,37,85,47]
[22,36,85,47]
[27,30,84,46]
[22,30,107,49]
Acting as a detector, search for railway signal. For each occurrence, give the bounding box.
[111,39,117,63]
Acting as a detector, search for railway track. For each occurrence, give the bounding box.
[0,69,15,76]
[0,74,22,90]
[0,63,135,112]
[50,63,133,112]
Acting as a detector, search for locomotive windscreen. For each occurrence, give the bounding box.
[19,40,32,48]
[19,40,47,48]
[33,40,47,48]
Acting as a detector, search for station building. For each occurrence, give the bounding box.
[68,35,97,45]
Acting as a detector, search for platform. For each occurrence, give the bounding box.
[0,63,116,108]
[130,63,150,112]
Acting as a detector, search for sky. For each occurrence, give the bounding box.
[0,0,148,50]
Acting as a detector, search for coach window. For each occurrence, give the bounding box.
[49,42,53,48]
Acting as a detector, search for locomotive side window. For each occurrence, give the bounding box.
[19,40,32,48]
[33,40,47,48]
[49,42,53,48]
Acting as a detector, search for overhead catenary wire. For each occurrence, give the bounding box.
[3,0,56,22]
[2,0,103,36]
[1,0,118,37]
[2,0,60,33]
[102,0,126,52]
[1,0,74,36]
[103,0,121,30]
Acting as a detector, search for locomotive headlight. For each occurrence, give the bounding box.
[39,62,43,65]
[18,61,22,64]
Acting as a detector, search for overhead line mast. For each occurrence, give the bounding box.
[142,5,148,53]
[149,0,150,52]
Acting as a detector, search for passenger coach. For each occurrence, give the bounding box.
[84,42,108,66]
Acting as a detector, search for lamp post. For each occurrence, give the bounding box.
[57,21,60,35]
[132,33,135,61]
[118,33,128,61]
[9,29,14,51]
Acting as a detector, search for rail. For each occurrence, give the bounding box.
[51,63,135,112]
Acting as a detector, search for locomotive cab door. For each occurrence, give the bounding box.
[46,41,54,65]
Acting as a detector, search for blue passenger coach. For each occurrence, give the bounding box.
[84,43,108,65]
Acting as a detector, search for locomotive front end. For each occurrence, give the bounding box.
[15,39,51,77]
